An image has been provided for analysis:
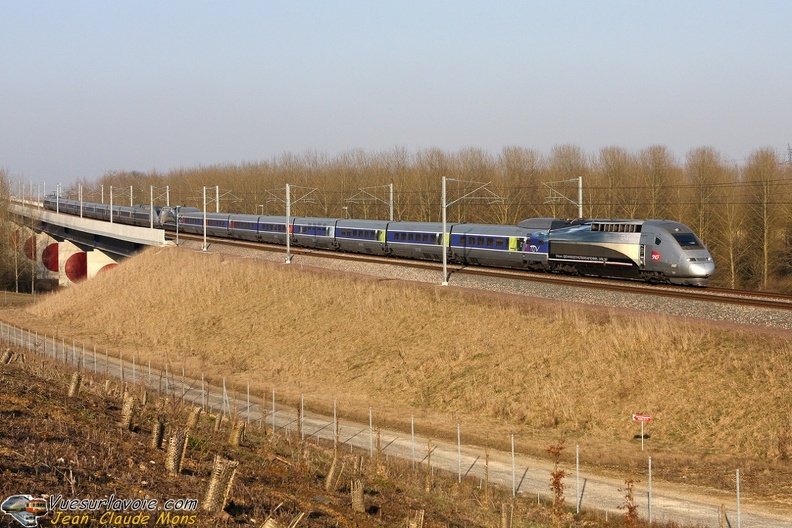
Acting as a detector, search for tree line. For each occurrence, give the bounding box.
[6,144,792,292]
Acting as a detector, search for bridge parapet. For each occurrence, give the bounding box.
[10,203,166,248]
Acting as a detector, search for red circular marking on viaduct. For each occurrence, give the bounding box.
[23,237,36,260]
[97,263,118,274]
[42,244,59,272]
[64,252,87,282]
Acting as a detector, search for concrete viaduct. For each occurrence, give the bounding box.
[9,200,165,287]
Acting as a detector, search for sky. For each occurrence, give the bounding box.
[2,1,791,190]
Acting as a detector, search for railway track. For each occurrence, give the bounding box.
[168,232,792,313]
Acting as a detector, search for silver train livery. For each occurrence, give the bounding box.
[43,196,715,286]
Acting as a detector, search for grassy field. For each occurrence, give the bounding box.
[1,246,790,512]
[3,348,583,527]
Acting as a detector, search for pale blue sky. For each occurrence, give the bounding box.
[2,1,790,189]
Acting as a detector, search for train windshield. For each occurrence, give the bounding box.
[673,233,703,249]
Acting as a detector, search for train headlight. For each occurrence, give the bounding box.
[688,260,715,277]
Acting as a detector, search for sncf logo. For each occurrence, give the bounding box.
[651,251,661,262]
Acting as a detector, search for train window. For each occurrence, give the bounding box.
[655,237,661,245]
[592,223,641,233]
[673,233,703,249]
[477,237,484,245]
[496,239,504,248]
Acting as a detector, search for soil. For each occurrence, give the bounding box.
[0,352,601,528]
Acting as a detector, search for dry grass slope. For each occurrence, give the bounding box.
[3,246,791,504]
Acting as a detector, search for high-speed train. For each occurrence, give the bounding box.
[43,196,715,286]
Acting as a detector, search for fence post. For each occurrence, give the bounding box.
[648,456,653,523]
[511,434,516,497]
[736,469,741,528]
[457,423,461,483]
[411,415,415,469]
[576,444,580,513]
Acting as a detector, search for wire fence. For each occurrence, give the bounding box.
[1,321,769,528]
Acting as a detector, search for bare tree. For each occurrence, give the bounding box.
[497,146,544,223]
[545,145,588,219]
[683,147,729,246]
[592,146,635,218]
[713,186,750,288]
[637,145,680,220]
[743,148,783,289]
[413,148,449,222]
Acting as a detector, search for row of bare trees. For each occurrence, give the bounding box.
[0,169,34,292]
[6,144,792,291]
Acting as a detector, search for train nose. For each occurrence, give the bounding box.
[686,258,715,278]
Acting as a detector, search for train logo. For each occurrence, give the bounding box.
[651,251,661,262]
[1,495,48,527]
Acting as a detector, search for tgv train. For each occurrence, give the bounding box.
[43,196,715,286]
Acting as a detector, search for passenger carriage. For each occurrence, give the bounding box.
[254,215,290,245]
[385,222,445,261]
[83,202,110,221]
[334,219,389,255]
[177,210,232,237]
[449,224,536,269]
[226,214,261,241]
[115,204,159,227]
[291,217,337,250]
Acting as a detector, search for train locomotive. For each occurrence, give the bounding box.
[43,196,715,286]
